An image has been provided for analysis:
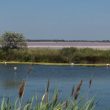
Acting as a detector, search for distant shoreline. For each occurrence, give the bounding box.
[27,39,110,42]
[0,61,109,67]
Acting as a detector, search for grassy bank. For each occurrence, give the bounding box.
[0,61,109,67]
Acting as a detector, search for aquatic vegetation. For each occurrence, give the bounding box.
[18,80,26,99]
[0,80,95,110]
[0,47,110,64]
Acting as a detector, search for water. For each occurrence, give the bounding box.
[0,64,110,110]
[27,41,110,49]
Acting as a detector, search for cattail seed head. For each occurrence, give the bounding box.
[73,80,83,100]
[46,80,50,93]
[89,79,92,88]
[71,86,74,96]
[18,80,26,98]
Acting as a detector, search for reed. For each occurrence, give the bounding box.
[18,80,26,99]
[89,79,92,88]
[1,47,110,64]
[72,80,83,100]
[0,80,95,110]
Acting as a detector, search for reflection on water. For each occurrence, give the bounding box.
[2,80,20,88]
[0,64,110,110]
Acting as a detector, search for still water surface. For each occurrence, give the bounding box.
[0,64,110,110]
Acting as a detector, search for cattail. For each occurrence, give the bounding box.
[73,80,83,100]
[46,80,50,93]
[89,79,92,88]
[74,92,79,100]
[18,80,26,98]
[71,86,74,96]
[75,80,83,92]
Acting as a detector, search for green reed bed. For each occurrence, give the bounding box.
[1,47,110,64]
[0,80,95,110]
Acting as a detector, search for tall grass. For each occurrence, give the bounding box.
[0,47,110,63]
[0,80,95,110]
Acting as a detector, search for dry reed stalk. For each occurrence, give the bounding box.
[18,80,26,99]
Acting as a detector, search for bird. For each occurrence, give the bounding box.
[14,66,17,70]
[71,63,74,65]
[4,62,7,65]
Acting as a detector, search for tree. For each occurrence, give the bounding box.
[1,32,27,50]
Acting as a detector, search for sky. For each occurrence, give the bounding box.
[0,0,110,40]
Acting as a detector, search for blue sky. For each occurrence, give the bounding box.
[0,0,110,40]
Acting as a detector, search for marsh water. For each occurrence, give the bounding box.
[0,64,110,110]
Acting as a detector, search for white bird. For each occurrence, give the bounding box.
[106,64,110,66]
[4,62,7,65]
[14,66,17,70]
[71,63,74,65]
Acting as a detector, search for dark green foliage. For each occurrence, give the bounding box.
[1,32,27,51]
[60,48,110,64]
[0,46,110,63]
